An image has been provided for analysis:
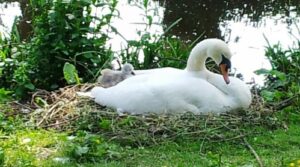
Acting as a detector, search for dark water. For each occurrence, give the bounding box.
[1,0,299,84]
[158,0,300,41]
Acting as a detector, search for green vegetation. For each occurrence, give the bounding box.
[0,107,300,166]
[0,0,199,98]
[0,0,300,167]
[255,40,300,110]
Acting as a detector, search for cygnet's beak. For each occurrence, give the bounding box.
[131,71,136,75]
[219,64,230,84]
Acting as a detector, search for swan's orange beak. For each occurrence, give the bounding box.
[220,64,230,84]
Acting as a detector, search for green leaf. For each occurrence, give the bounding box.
[24,83,35,90]
[0,88,12,103]
[62,50,69,56]
[128,40,141,47]
[270,70,286,81]
[94,3,108,7]
[75,146,89,156]
[34,97,48,107]
[261,90,275,102]
[143,0,149,8]
[83,53,93,59]
[91,58,101,64]
[0,147,4,165]
[254,68,270,75]
[141,33,151,41]
[99,119,111,130]
[81,0,92,5]
[63,62,80,84]
[147,16,153,25]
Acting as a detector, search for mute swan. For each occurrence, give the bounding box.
[91,38,252,114]
[97,63,135,88]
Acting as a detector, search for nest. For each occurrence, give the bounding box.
[12,84,281,146]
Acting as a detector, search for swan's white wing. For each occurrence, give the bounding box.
[91,70,231,114]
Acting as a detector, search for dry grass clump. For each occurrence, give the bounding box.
[26,84,96,129]
[12,84,281,146]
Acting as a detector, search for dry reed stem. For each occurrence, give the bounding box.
[242,136,264,167]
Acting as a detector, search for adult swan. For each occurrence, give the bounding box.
[91,38,252,114]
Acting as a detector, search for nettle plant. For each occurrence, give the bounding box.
[28,0,117,89]
[0,0,118,97]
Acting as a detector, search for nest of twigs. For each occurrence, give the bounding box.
[12,84,282,146]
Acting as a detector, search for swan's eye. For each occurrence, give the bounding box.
[220,54,231,71]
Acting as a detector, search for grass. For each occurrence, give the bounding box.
[1,108,300,167]
[0,86,299,167]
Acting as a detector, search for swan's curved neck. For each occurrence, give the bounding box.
[186,45,208,71]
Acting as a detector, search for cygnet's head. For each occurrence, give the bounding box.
[121,63,135,75]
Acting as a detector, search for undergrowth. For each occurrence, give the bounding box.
[0,1,300,166]
[1,98,300,167]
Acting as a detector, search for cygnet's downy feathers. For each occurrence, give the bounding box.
[97,63,135,88]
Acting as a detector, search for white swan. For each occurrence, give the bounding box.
[91,38,252,114]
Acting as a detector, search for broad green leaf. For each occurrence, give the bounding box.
[63,62,80,84]
[24,83,35,90]
[261,90,275,102]
[270,70,286,81]
[83,53,93,59]
[0,88,12,103]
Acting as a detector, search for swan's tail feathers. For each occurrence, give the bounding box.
[76,86,105,98]
[91,87,107,105]
[91,86,105,97]
[76,91,93,98]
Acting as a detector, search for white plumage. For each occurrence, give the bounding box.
[89,38,252,114]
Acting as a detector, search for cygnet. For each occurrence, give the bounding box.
[97,63,135,88]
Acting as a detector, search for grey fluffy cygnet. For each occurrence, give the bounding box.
[97,63,135,88]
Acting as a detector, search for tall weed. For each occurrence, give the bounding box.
[117,1,204,70]
[255,41,300,110]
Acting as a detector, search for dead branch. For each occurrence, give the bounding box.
[242,136,264,167]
